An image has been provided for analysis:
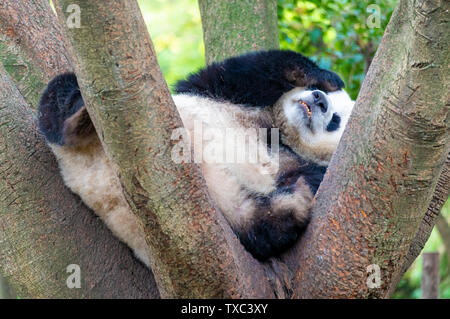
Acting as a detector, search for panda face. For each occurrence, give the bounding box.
[285,88,334,134]
[274,87,354,165]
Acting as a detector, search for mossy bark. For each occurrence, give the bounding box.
[198,0,279,64]
[52,0,274,298]
[0,0,72,108]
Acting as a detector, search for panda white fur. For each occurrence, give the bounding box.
[38,50,354,263]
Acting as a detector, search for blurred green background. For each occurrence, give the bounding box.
[137,0,450,299]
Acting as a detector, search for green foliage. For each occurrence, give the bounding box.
[137,0,205,90]
[278,0,396,99]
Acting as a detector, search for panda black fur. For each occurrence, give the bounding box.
[38,50,354,263]
[175,50,345,107]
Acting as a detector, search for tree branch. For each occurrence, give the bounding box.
[198,0,279,64]
[0,0,72,108]
[52,0,275,298]
[387,152,449,296]
[0,0,158,298]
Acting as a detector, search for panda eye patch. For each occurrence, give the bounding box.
[326,113,341,132]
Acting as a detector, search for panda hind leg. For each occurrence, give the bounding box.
[236,210,305,261]
[236,177,313,261]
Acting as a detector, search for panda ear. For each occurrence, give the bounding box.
[326,113,341,132]
[62,105,96,147]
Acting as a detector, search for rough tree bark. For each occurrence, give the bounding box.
[198,0,279,64]
[0,0,72,108]
[0,63,158,298]
[388,153,450,295]
[52,0,274,298]
[0,0,158,299]
[421,252,440,299]
[288,0,449,298]
[435,212,450,264]
[199,0,449,298]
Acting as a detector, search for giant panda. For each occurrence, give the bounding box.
[37,50,354,264]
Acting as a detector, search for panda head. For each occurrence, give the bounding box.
[273,87,354,166]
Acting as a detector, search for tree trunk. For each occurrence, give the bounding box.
[388,151,449,296]
[0,0,158,299]
[435,213,450,265]
[287,0,449,298]
[421,252,440,299]
[198,0,279,64]
[199,0,449,299]
[52,0,274,298]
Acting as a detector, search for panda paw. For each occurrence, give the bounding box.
[303,68,345,93]
[236,211,306,261]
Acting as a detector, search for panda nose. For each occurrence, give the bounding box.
[312,90,328,113]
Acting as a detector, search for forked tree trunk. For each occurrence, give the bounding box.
[199,0,449,299]
[0,0,448,298]
[0,63,158,298]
